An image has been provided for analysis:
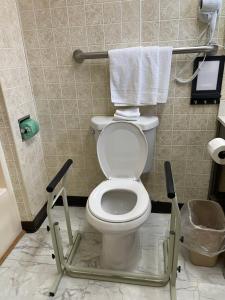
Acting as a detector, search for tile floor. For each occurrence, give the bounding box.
[0,207,224,300]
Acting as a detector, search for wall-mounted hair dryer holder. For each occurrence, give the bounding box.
[198,0,222,38]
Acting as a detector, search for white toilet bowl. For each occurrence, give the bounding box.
[86,122,151,270]
[86,179,151,269]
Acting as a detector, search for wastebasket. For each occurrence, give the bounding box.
[181,200,225,267]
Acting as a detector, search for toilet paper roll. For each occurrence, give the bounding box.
[207,138,225,165]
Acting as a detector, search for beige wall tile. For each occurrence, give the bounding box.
[40,48,57,66]
[59,66,75,83]
[90,64,107,82]
[49,100,63,113]
[142,22,159,42]
[44,67,60,83]
[70,26,87,46]
[103,2,121,24]
[52,8,68,27]
[122,0,140,22]
[159,20,179,41]
[26,49,42,66]
[78,99,93,115]
[46,83,62,98]
[180,0,199,18]
[160,0,179,20]
[35,9,52,28]
[86,4,103,25]
[30,67,45,84]
[36,99,50,114]
[20,10,36,30]
[74,64,91,82]
[18,0,34,11]
[142,0,159,22]
[156,145,172,160]
[33,0,50,9]
[62,100,78,114]
[65,114,80,129]
[23,30,39,49]
[33,83,48,99]
[87,25,104,44]
[105,23,122,44]
[61,85,76,101]
[172,131,188,146]
[50,0,67,8]
[77,83,92,99]
[179,19,199,40]
[68,5,85,26]
[67,0,84,6]
[186,160,212,175]
[122,22,140,43]
[189,115,208,130]
[187,131,206,146]
[38,29,55,48]
[92,99,110,114]
[53,27,70,47]
[173,114,190,130]
[156,130,172,145]
[92,82,110,98]
[171,145,187,161]
[158,114,173,130]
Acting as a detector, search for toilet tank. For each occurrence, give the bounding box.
[90,116,159,173]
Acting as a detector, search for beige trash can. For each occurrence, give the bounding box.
[181,200,225,267]
[189,250,218,267]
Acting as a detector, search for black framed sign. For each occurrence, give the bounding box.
[191,55,225,105]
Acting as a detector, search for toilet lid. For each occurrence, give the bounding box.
[97,122,148,179]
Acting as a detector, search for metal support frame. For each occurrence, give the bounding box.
[46,163,181,299]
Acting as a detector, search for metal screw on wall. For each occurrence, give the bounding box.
[180,236,184,243]
[177,266,181,273]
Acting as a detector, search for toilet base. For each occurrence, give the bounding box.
[100,231,140,270]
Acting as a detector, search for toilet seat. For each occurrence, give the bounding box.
[88,179,150,223]
[97,122,148,180]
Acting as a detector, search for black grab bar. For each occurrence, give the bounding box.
[46,159,73,193]
[164,161,175,199]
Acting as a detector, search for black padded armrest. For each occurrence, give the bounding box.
[164,161,175,199]
[46,159,73,193]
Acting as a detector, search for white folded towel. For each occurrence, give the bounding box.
[115,107,140,117]
[139,46,159,105]
[113,107,140,121]
[109,46,173,106]
[157,47,173,103]
[113,114,140,121]
[109,47,141,106]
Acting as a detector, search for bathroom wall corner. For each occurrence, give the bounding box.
[0,0,48,222]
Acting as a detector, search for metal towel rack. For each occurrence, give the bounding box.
[73,44,218,63]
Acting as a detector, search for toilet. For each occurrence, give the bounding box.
[86,116,159,270]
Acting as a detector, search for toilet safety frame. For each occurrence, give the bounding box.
[46,159,181,300]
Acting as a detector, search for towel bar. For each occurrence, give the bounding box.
[73,44,218,63]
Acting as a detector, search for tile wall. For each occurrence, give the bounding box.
[17,0,225,202]
[0,0,47,221]
[0,88,29,220]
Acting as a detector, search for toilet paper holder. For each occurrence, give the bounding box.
[18,115,39,141]
[218,151,225,159]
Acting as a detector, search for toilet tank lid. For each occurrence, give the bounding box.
[91,116,159,131]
